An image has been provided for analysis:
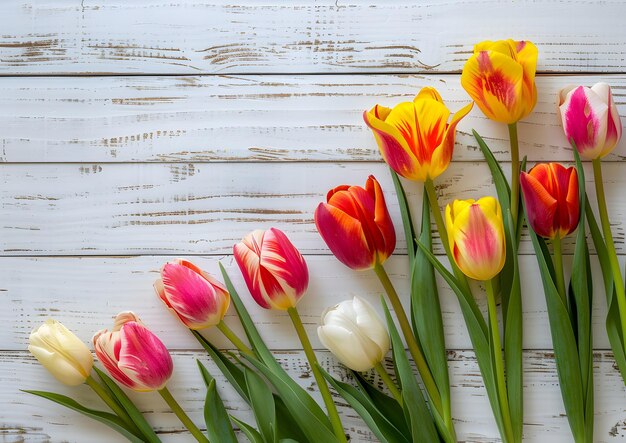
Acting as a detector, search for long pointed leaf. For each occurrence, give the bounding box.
[196,361,238,443]
[231,416,265,443]
[390,169,417,265]
[245,366,277,443]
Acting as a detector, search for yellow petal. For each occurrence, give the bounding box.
[474,40,517,59]
[429,102,473,180]
[414,86,444,104]
[514,40,538,118]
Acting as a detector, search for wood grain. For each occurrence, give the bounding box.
[1,1,626,75]
[6,350,625,442]
[1,74,625,163]
[2,162,624,256]
[1,255,619,352]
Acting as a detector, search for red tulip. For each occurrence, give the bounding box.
[520,163,579,239]
[234,228,309,310]
[155,259,230,330]
[315,175,395,270]
[93,312,173,392]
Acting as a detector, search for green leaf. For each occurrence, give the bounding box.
[92,367,161,443]
[23,390,146,443]
[231,416,265,443]
[390,169,417,264]
[242,353,341,443]
[321,369,410,443]
[381,299,440,443]
[245,366,277,443]
[196,361,238,443]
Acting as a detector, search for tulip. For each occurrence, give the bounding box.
[318,296,389,372]
[28,320,93,386]
[155,259,230,330]
[445,197,506,281]
[93,312,173,392]
[461,40,538,124]
[558,83,622,160]
[363,87,473,181]
[520,163,579,239]
[315,175,395,271]
[233,228,309,310]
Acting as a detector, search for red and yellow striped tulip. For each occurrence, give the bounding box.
[558,83,622,160]
[363,87,473,181]
[154,259,230,330]
[446,197,506,281]
[93,312,173,392]
[461,40,538,124]
[315,175,395,270]
[234,228,309,310]
[520,163,579,239]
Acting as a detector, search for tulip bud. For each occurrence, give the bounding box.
[93,312,173,392]
[234,228,309,310]
[317,296,390,372]
[363,87,473,181]
[28,320,94,386]
[520,163,580,239]
[445,197,506,281]
[558,83,622,160]
[315,175,396,270]
[155,259,230,330]
[461,40,538,124]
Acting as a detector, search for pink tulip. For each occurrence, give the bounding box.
[559,83,622,159]
[93,312,173,392]
[155,259,230,330]
[234,228,309,310]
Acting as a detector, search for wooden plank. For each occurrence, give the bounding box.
[1,74,625,163]
[1,255,619,352]
[1,1,626,75]
[8,350,625,442]
[2,162,624,256]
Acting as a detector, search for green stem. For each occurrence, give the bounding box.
[373,362,402,403]
[373,263,442,412]
[216,321,253,356]
[508,123,520,231]
[485,279,514,443]
[287,307,347,443]
[85,375,141,436]
[552,235,567,304]
[159,386,209,443]
[593,158,626,356]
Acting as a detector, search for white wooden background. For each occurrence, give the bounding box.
[2,1,626,442]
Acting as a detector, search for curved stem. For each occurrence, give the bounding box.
[552,235,567,303]
[159,386,209,443]
[287,307,347,443]
[593,158,626,355]
[373,362,402,403]
[85,375,141,436]
[373,263,442,412]
[485,279,514,443]
[508,123,520,231]
[216,321,253,356]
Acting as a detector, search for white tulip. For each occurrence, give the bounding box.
[28,320,93,386]
[317,296,390,372]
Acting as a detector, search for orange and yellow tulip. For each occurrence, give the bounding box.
[363,87,473,181]
[446,197,506,281]
[461,40,538,124]
[520,163,579,240]
[315,175,395,270]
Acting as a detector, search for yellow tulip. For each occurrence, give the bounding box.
[364,87,473,182]
[446,197,506,281]
[461,40,538,124]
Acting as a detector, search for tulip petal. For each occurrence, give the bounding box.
[318,324,379,372]
[520,170,558,238]
[514,41,539,116]
[430,102,473,180]
[591,82,623,157]
[315,202,375,270]
[560,86,609,159]
[414,87,444,104]
[365,176,396,262]
[93,329,137,389]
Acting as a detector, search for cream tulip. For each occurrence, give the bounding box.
[28,320,94,386]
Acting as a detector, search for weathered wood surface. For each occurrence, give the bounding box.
[2,161,624,256]
[1,1,626,75]
[8,351,626,443]
[1,255,620,352]
[1,74,625,163]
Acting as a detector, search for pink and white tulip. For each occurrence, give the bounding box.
[155,259,230,330]
[93,312,173,392]
[234,228,309,310]
[559,83,622,159]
